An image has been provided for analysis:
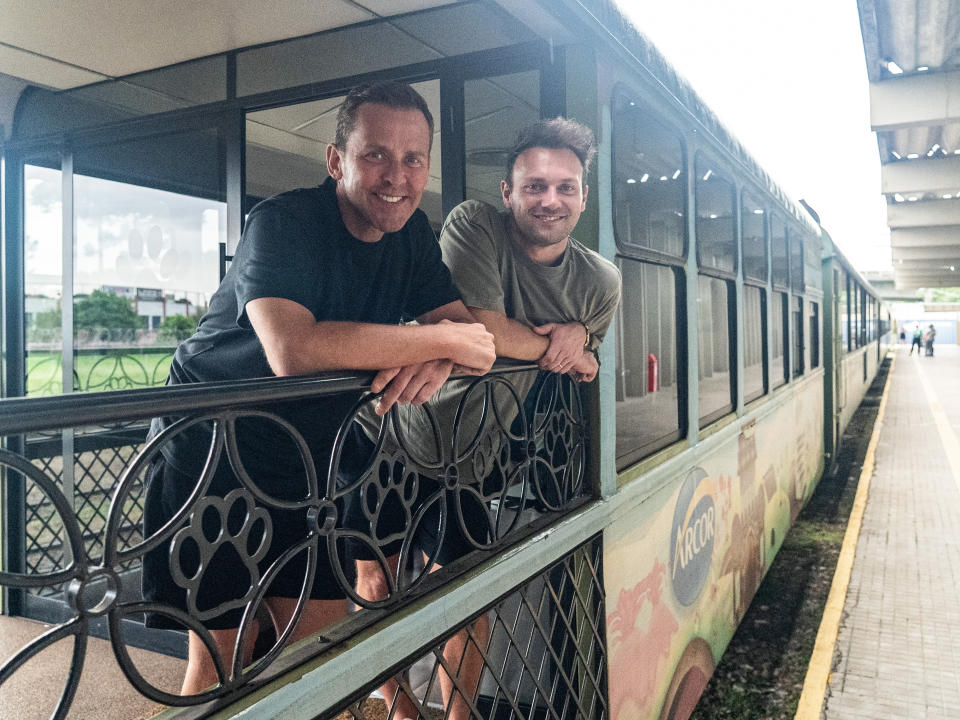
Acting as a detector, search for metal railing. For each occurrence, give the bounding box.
[0,362,592,718]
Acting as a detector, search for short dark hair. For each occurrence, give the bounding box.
[334,81,434,150]
[504,117,597,184]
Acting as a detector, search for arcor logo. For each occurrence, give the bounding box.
[670,467,715,606]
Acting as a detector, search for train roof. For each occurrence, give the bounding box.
[2,0,819,236]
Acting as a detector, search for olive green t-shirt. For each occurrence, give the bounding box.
[441,200,621,348]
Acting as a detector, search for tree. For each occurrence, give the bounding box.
[158,314,198,342]
[73,290,141,330]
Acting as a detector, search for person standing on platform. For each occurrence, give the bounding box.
[909,323,923,355]
[923,323,936,356]
[142,81,496,697]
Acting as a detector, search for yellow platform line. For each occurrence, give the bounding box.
[912,353,960,493]
[794,353,895,720]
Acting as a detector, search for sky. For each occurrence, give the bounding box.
[614,0,891,272]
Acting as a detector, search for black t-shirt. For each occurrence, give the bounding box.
[159,177,459,480]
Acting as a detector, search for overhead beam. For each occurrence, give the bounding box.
[881,155,960,195]
[890,257,960,270]
[891,246,960,261]
[890,226,960,247]
[888,197,960,227]
[870,70,960,131]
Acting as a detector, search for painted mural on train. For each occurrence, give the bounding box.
[605,380,823,720]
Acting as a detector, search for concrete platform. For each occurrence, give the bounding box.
[0,615,184,720]
[818,344,960,719]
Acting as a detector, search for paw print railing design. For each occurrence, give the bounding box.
[0,363,587,717]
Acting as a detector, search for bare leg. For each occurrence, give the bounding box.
[181,624,257,696]
[180,598,347,696]
[354,557,420,718]
[439,614,490,720]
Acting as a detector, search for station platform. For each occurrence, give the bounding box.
[804,344,960,720]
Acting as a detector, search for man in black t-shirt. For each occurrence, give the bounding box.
[143,81,495,696]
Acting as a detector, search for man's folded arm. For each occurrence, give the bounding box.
[246,297,494,377]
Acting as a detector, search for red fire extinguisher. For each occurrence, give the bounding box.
[647,353,658,393]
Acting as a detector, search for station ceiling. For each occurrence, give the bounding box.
[858,0,960,289]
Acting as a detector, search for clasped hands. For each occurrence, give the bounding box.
[371,320,597,416]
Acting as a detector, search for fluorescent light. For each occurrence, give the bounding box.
[907,153,919,159]
[660,175,668,181]
[942,194,953,199]
[886,60,903,74]
[702,169,713,181]
[891,151,902,159]
[709,213,718,219]
[640,173,649,182]
[917,66,929,72]
[626,178,636,184]
[931,144,940,152]
[954,149,960,155]
[753,208,764,214]
[672,169,681,179]
[894,193,905,202]
[908,196,918,201]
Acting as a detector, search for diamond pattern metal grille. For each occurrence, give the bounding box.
[328,535,607,720]
[24,430,146,596]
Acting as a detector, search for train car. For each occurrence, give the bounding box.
[0,2,887,719]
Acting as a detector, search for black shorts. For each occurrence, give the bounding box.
[142,454,354,630]
[339,429,491,568]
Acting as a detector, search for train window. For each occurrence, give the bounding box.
[792,296,804,377]
[612,95,686,259]
[695,157,736,275]
[236,4,535,96]
[698,275,735,424]
[772,292,788,388]
[809,301,820,369]
[741,192,768,282]
[465,71,540,207]
[615,259,684,467]
[790,229,804,293]
[743,285,767,402]
[804,232,822,290]
[859,288,868,346]
[245,80,444,225]
[840,273,851,352]
[771,215,788,289]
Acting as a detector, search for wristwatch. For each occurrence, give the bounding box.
[580,321,592,349]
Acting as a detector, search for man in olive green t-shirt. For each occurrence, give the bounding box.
[358,118,620,720]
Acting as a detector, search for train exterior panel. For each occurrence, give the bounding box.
[604,367,823,720]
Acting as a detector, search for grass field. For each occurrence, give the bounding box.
[25,350,174,396]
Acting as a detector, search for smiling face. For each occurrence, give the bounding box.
[501,147,588,265]
[326,102,432,243]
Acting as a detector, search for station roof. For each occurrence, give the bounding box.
[858,0,960,289]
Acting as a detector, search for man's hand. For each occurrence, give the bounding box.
[371,359,455,415]
[533,322,587,373]
[568,350,599,383]
[438,319,496,374]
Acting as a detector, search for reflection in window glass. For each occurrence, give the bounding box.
[792,295,804,377]
[615,260,682,467]
[741,193,767,282]
[25,164,64,396]
[790,230,804,292]
[743,286,766,402]
[465,71,540,207]
[772,291,788,388]
[698,275,734,423]
[695,159,735,274]
[72,174,225,393]
[804,232,821,290]
[612,96,685,257]
[809,301,820,369]
[771,215,788,288]
[840,272,850,352]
